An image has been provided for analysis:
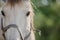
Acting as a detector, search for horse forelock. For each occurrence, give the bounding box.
[7,0,21,6]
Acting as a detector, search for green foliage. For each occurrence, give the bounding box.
[32,0,60,40]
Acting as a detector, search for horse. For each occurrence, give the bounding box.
[1,0,35,40]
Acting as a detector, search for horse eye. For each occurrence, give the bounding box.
[1,11,5,16]
[26,11,30,16]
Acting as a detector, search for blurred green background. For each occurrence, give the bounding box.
[31,0,60,40]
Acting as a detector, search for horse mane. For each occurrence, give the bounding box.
[7,0,21,6]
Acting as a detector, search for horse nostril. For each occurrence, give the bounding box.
[26,11,30,16]
[1,11,5,16]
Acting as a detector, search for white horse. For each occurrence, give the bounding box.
[1,0,35,40]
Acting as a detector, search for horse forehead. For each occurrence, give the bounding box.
[3,5,29,16]
[3,2,30,13]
